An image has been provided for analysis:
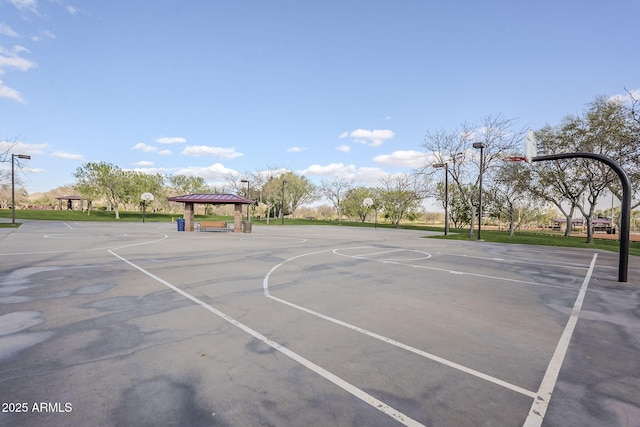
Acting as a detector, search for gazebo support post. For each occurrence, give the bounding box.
[184,202,195,231]
[233,203,242,232]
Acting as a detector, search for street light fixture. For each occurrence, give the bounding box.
[11,154,31,224]
[472,142,485,240]
[240,179,250,221]
[433,162,449,236]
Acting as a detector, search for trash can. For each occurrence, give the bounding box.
[177,218,185,232]
[242,221,252,233]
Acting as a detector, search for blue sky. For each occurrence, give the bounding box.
[2,0,639,195]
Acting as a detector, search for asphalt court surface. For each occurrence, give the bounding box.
[1,220,639,426]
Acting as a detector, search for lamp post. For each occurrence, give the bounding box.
[472,142,485,240]
[11,154,31,224]
[281,180,287,225]
[433,162,449,236]
[240,179,250,221]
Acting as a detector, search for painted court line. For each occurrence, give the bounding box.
[263,247,600,423]
[107,248,424,427]
[265,292,537,399]
[262,249,538,398]
[523,253,598,427]
[333,248,577,291]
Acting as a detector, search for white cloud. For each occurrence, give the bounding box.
[31,30,55,42]
[176,163,237,182]
[134,160,154,167]
[0,24,20,38]
[0,80,26,103]
[0,47,36,72]
[339,129,395,147]
[158,149,172,155]
[353,166,388,185]
[336,145,351,153]
[0,139,48,155]
[8,0,38,14]
[181,145,243,159]
[51,151,85,161]
[129,166,173,175]
[156,136,186,144]
[287,146,305,152]
[0,45,35,103]
[299,164,386,186]
[299,163,356,177]
[13,45,30,54]
[131,142,157,152]
[608,89,640,105]
[372,150,426,168]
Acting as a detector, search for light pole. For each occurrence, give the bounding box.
[240,179,250,221]
[281,180,287,225]
[433,162,449,236]
[472,142,485,240]
[11,154,31,224]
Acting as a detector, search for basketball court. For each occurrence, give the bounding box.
[1,220,639,426]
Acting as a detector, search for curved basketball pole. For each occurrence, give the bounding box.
[531,152,631,283]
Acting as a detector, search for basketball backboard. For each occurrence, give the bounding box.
[525,130,537,163]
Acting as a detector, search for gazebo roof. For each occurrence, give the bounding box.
[55,195,83,200]
[167,193,254,204]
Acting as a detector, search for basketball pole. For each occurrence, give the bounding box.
[531,153,631,283]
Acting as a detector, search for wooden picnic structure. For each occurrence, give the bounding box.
[56,195,84,210]
[167,194,254,232]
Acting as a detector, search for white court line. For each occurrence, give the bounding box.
[334,248,576,291]
[523,253,598,427]
[435,251,592,270]
[265,247,600,424]
[107,248,424,427]
[263,249,539,398]
[0,233,169,256]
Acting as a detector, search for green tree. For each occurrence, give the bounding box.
[74,162,127,219]
[378,173,423,226]
[533,96,640,242]
[128,172,165,212]
[262,171,318,219]
[167,174,209,195]
[342,186,377,222]
[526,124,586,236]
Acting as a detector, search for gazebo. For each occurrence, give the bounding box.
[56,195,83,210]
[167,194,254,232]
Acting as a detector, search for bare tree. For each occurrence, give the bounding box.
[422,115,524,238]
[320,175,353,224]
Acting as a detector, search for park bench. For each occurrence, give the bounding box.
[197,221,229,232]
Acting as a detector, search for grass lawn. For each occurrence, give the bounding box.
[430,227,640,257]
[2,209,638,256]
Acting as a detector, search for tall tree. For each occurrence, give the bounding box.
[342,186,378,222]
[167,174,209,195]
[528,124,587,237]
[261,171,318,219]
[74,162,127,219]
[378,173,423,226]
[486,159,536,236]
[320,175,353,224]
[422,115,524,238]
